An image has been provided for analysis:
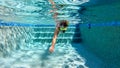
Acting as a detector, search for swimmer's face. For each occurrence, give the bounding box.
[62,30,65,33]
[60,20,69,28]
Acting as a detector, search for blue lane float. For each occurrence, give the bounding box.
[0,21,120,27]
[80,22,120,27]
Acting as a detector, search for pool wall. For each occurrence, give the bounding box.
[80,25,120,67]
[79,2,120,67]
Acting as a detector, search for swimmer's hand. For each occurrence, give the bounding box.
[49,46,54,53]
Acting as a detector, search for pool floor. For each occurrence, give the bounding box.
[0,43,105,68]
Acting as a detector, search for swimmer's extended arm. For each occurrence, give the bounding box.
[49,0,59,52]
[49,26,59,52]
[48,0,58,21]
[52,27,59,46]
[49,0,56,9]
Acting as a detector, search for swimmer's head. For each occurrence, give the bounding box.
[62,30,65,33]
[60,20,69,33]
[60,20,69,28]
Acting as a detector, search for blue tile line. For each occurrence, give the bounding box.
[0,21,120,27]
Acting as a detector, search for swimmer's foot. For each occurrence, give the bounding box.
[49,46,54,53]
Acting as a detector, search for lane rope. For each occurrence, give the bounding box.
[0,21,120,27]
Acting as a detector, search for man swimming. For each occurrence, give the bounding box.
[48,0,69,52]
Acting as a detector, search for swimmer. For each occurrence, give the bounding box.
[48,0,69,53]
[49,20,69,53]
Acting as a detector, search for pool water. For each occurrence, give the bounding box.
[0,25,104,68]
[0,0,119,68]
[0,0,88,24]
